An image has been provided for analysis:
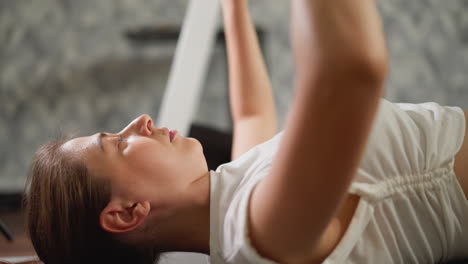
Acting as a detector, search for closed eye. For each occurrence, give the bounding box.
[117,135,123,148]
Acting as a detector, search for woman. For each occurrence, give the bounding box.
[25,0,468,263]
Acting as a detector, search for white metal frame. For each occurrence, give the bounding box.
[156,0,221,137]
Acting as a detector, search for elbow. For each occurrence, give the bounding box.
[331,50,389,89]
[297,49,389,92]
[339,46,389,89]
[354,50,389,86]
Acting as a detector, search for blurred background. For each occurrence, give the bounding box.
[0,0,467,262]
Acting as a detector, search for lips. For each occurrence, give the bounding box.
[169,130,178,142]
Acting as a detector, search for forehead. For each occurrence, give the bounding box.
[61,134,114,179]
[61,135,100,156]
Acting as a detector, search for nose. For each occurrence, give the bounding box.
[119,114,153,137]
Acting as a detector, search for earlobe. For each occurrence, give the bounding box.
[99,200,151,234]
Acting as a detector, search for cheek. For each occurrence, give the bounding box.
[124,143,178,177]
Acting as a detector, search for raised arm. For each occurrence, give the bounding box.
[222,0,277,160]
[248,0,388,263]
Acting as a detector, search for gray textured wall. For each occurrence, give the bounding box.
[1,0,467,262]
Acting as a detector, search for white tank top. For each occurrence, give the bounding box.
[209,99,468,263]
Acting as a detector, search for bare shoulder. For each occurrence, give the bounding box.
[453,110,468,200]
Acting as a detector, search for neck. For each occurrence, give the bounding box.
[145,171,212,254]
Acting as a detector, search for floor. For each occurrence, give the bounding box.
[0,210,35,258]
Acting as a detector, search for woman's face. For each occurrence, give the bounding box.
[61,114,208,206]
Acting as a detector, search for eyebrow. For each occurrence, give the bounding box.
[97,132,106,152]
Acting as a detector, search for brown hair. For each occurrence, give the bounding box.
[24,139,161,264]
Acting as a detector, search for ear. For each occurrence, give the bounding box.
[99,199,151,234]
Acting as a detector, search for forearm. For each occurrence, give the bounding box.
[222,0,277,129]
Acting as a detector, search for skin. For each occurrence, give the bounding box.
[222,0,278,160]
[455,111,468,200]
[248,0,387,261]
[60,114,211,253]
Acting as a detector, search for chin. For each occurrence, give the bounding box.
[188,137,204,151]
